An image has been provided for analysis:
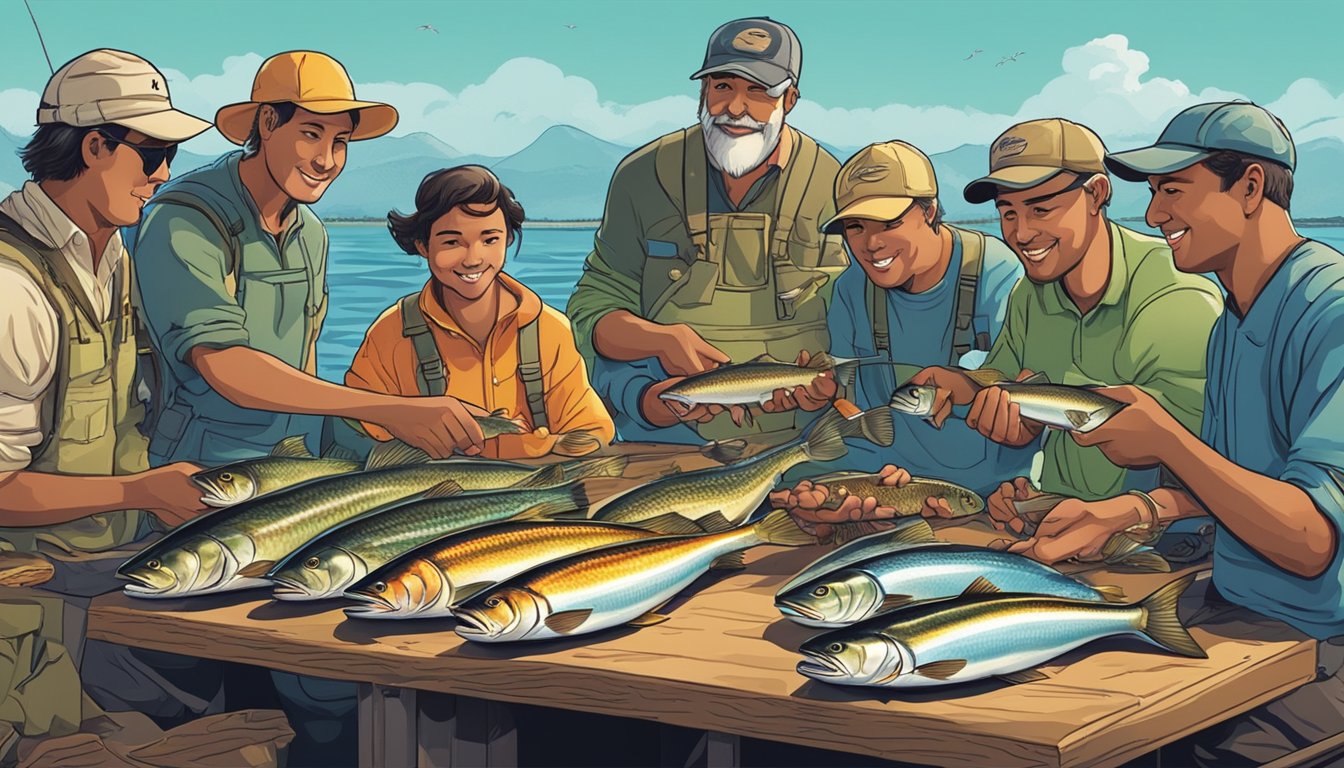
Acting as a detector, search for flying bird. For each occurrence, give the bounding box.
[963,49,983,61]
[997,51,1026,67]
[563,23,578,29]
[417,24,438,34]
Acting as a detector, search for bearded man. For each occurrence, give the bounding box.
[566,16,847,446]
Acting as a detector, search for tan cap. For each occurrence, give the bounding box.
[37,49,211,141]
[963,118,1108,204]
[215,51,399,145]
[822,141,938,235]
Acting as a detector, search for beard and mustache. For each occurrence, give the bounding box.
[699,98,785,178]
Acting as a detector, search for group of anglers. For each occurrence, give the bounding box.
[0,14,1341,768]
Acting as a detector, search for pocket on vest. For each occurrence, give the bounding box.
[59,399,110,444]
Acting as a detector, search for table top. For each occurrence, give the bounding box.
[87,443,1317,768]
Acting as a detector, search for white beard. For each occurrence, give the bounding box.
[699,101,784,178]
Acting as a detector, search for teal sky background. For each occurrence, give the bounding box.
[1,0,1341,156]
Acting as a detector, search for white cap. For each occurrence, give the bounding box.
[37,49,211,141]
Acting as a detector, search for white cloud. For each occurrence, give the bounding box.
[0,88,39,135]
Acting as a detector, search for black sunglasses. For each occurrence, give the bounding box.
[97,130,179,175]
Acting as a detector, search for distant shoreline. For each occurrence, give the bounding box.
[326,218,602,229]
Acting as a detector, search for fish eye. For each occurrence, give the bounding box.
[371,581,386,593]
[962,494,975,506]
[828,642,845,653]
[146,559,160,570]
[219,472,233,483]
[485,597,502,608]
[304,557,321,569]
[812,586,830,597]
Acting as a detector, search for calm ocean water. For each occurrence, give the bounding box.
[314,223,1344,382]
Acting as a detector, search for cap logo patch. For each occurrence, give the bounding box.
[151,79,160,91]
[994,136,1028,159]
[732,28,773,53]
[848,164,890,183]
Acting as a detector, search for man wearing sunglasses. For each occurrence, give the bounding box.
[0,49,215,743]
[904,118,1223,524]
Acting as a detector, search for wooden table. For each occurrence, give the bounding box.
[86,444,1318,768]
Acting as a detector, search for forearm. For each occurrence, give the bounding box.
[593,310,666,362]
[1163,430,1335,577]
[192,346,398,422]
[0,470,140,524]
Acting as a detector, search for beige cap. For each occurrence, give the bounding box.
[963,118,1108,204]
[37,49,211,142]
[822,141,938,235]
[215,51,399,145]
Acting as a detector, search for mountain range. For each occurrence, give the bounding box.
[1,125,1341,221]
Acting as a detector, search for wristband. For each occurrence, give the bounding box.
[1124,489,1164,544]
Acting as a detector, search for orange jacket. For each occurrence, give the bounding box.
[346,273,615,459]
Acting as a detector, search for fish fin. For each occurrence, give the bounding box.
[544,609,593,635]
[631,513,704,536]
[873,519,938,549]
[1012,493,1070,517]
[365,440,430,470]
[513,463,568,489]
[514,498,582,521]
[802,352,833,369]
[753,510,819,547]
[959,576,1002,597]
[422,480,465,499]
[802,410,848,463]
[1093,584,1128,603]
[454,582,496,603]
[238,560,275,579]
[270,435,313,458]
[1120,552,1172,573]
[832,360,859,390]
[1018,371,1051,385]
[694,512,736,535]
[880,594,914,612]
[843,408,895,448]
[747,353,786,364]
[997,668,1049,685]
[964,368,1011,387]
[489,408,509,417]
[830,398,864,421]
[322,444,361,462]
[1064,410,1093,429]
[913,659,967,680]
[627,611,671,627]
[700,438,749,464]
[711,551,746,570]
[554,431,602,456]
[561,455,629,481]
[1138,575,1206,658]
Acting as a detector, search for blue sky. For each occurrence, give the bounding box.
[2,0,1341,156]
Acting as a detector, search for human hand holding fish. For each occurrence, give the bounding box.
[899,366,983,428]
[1069,385,1188,468]
[643,377,751,428]
[770,464,966,541]
[1001,495,1147,566]
[966,369,1048,447]
[759,350,839,414]
[370,395,486,458]
[985,476,1044,535]
[132,462,211,527]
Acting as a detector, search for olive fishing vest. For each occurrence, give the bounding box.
[644,125,841,443]
[0,213,147,554]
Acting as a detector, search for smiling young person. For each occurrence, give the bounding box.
[345,165,615,458]
[906,118,1224,518]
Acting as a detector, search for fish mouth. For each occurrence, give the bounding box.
[453,609,492,636]
[342,592,399,618]
[776,599,825,622]
[122,581,174,598]
[797,651,845,678]
[658,393,694,407]
[270,575,322,601]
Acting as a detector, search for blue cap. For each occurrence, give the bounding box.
[1105,102,1295,182]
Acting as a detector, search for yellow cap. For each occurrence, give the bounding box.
[822,141,938,235]
[214,51,399,145]
[963,118,1108,204]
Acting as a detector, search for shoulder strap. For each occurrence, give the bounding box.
[950,227,988,362]
[867,279,890,356]
[517,318,547,430]
[147,188,245,297]
[654,127,709,263]
[771,129,821,261]
[399,293,446,396]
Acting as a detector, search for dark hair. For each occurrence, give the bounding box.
[913,197,943,233]
[19,122,129,182]
[241,102,361,158]
[387,165,526,256]
[1202,150,1293,211]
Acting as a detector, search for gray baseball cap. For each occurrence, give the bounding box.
[689,17,801,89]
[1106,101,1296,181]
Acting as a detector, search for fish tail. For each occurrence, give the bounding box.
[562,455,629,481]
[752,510,819,547]
[802,410,849,463]
[513,463,568,489]
[515,483,591,521]
[554,431,603,456]
[1121,552,1172,573]
[832,359,859,390]
[1092,584,1127,603]
[1138,575,1205,658]
[840,407,895,447]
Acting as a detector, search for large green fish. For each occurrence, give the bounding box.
[454,510,816,643]
[343,517,702,620]
[192,436,362,507]
[592,407,894,528]
[797,575,1203,688]
[117,442,625,598]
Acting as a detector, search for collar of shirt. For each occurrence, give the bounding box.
[418,271,542,353]
[1226,240,1314,345]
[0,181,124,312]
[1041,221,1128,318]
[225,152,305,243]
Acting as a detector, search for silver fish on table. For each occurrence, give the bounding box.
[797,575,1203,688]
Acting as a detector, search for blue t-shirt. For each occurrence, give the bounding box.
[1203,240,1344,639]
[812,226,1034,494]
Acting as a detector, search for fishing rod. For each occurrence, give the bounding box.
[22,0,55,74]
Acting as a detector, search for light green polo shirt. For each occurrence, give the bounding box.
[982,221,1223,500]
